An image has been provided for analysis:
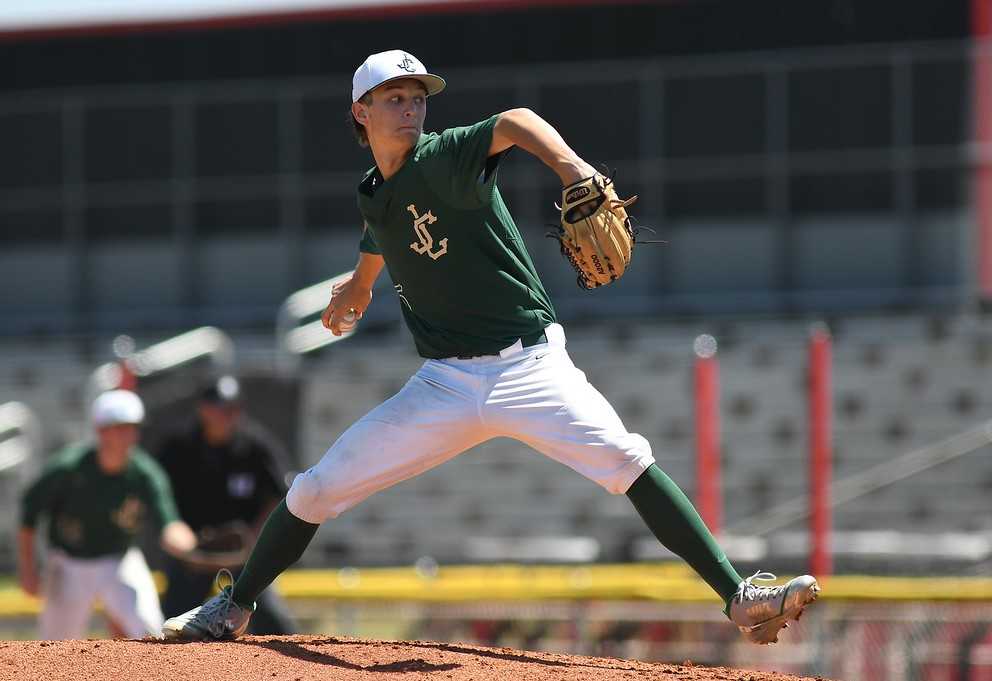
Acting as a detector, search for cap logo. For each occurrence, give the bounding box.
[397,54,416,73]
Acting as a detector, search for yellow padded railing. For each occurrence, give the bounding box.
[2,564,991,617]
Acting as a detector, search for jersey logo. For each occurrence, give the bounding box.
[111,496,144,534]
[55,516,84,546]
[227,473,256,498]
[407,204,448,260]
[397,55,417,73]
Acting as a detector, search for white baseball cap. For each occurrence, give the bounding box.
[91,390,145,428]
[352,49,446,103]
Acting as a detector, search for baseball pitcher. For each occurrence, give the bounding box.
[164,50,819,646]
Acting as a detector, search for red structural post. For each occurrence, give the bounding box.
[974,0,992,300]
[693,334,722,535]
[117,360,138,391]
[808,325,833,577]
[112,335,139,391]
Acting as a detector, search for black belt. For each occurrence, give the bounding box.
[454,330,548,360]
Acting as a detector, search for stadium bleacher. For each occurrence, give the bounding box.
[2,312,992,573]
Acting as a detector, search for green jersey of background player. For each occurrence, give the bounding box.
[163,49,819,646]
[19,389,198,639]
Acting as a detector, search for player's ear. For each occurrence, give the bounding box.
[351,101,368,124]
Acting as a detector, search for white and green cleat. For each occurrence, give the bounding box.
[162,569,255,641]
[726,571,820,644]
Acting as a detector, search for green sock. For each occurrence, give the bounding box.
[232,499,319,608]
[626,464,743,605]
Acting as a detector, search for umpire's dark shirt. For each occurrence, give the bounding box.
[155,420,287,532]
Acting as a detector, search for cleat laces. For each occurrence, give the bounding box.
[731,571,785,629]
[195,568,241,639]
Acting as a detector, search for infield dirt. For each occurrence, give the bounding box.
[0,635,832,681]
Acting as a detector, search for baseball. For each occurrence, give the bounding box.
[340,309,358,331]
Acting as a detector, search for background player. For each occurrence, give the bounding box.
[155,375,296,635]
[163,49,819,646]
[17,390,197,640]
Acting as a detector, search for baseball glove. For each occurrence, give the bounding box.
[550,173,638,289]
[180,522,254,573]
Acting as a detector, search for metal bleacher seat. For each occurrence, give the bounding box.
[7,311,992,569]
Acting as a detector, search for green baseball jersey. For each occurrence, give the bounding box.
[20,443,180,558]
[357,114,557,359]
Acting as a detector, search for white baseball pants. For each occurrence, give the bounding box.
[39,547,164,640]
[287,323,654,524]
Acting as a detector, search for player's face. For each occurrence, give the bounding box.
[96,423,139,472]
[363,79,428,148]
[198,402,239,443]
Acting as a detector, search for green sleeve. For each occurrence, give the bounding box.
[19,455,71,528]
[20,467,63,528]
[134,452,181,528]
[359,220,380,255]
[433,114,504,207]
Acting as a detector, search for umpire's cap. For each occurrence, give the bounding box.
[200,375,241,404]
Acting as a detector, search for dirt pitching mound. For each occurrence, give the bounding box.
[0,635,829,681]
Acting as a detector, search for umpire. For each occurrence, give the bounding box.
[155,375,296,634]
